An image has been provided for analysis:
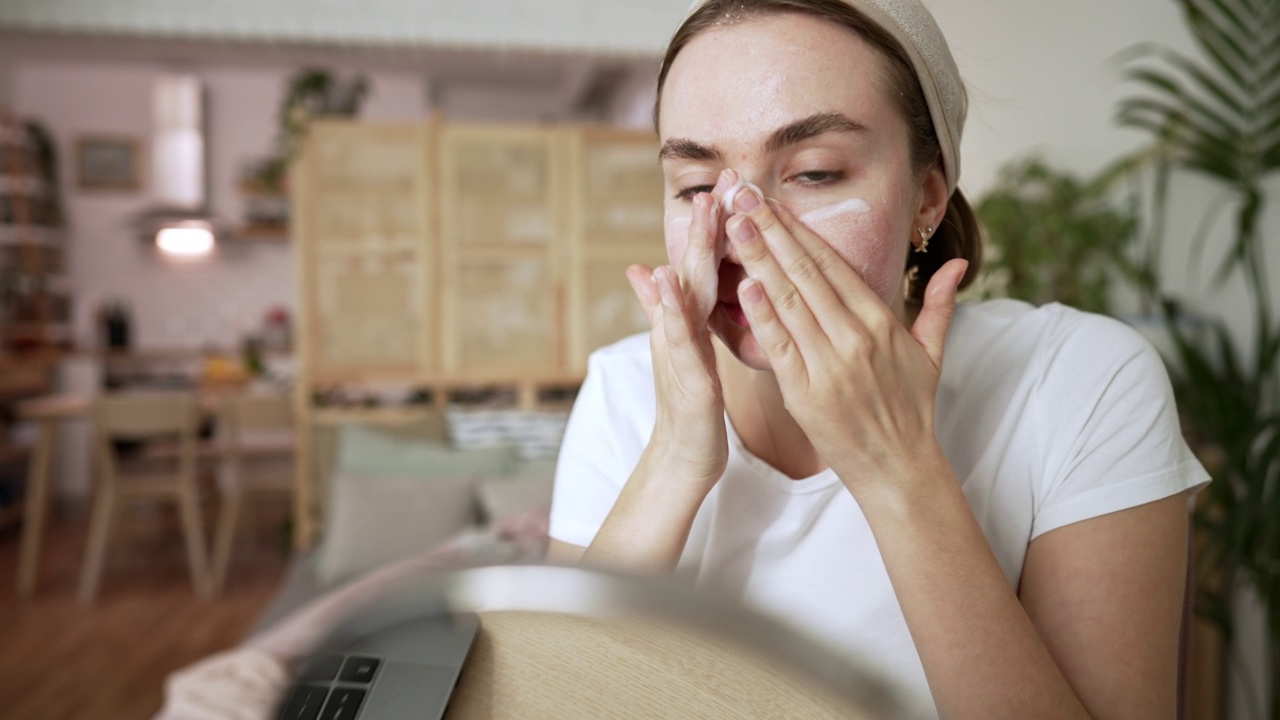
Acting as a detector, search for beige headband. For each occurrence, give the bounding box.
[681,0,967,195]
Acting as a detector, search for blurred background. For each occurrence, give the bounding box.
[0,1,1275,718]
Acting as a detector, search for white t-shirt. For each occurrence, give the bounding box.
[549,299,1209,717]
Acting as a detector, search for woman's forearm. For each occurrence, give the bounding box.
[855,453,1091,720]
[581,446,711,574]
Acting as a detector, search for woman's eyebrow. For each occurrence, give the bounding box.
[658,138,723,162]
[765,112,867,153]
[659,112,867,162]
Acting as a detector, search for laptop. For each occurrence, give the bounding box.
[276,611,479,720]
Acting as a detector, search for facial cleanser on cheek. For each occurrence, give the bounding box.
[795,197,902,304]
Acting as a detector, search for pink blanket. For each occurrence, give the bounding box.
[156,509,549,720]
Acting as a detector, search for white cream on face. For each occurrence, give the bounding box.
[792,195,901,304]
[797,197,871,225]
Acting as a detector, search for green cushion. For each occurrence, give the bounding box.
[336,422,519,478]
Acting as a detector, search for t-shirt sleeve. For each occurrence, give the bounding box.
[549,351,633,548]
[1030,311,1211,540]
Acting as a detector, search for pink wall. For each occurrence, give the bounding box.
[12,59,427,351]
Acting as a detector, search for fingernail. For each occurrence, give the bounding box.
[728,216,757,245]
[713,169,736,195]
[734,184,761,213]
[740,278,764,304]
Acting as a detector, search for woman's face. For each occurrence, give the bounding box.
[658,12,942,370]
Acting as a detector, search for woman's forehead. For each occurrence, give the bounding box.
[658,13,894,146]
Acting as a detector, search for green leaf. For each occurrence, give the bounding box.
[1159,49,1250,118]
[1121,95,1242,145]
[1192,0,1259,45]
[1184,188,1237,286]
[1185,2,1257,91]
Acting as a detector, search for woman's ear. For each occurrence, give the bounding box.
[915,160,949,233]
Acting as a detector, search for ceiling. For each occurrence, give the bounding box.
[0,0,693,56]
[0,2,679,123]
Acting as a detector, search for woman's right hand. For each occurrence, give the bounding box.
[626,188,728,492]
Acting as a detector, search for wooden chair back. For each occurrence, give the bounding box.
[222,393,293,436]
[94,391,200,440]
[93,392,201,486]
[81,391,209,603]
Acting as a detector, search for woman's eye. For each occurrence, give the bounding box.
[673,184,715,201]
[789,170,844,187]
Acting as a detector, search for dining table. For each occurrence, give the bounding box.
[13,386,278,599]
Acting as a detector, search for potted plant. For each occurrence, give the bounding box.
[973,157,1137,315]
[1116,0,1280,716]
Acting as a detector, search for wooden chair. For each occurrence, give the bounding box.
[79,392,211,605]
[210,392,295,595]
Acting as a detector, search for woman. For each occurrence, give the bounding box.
[548,0,1208,716]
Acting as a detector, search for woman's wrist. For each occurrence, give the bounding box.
[584,448,713,574]
[645,424,728,492]
[835,441,958,517]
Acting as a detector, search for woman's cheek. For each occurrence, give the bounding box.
[664,211,692,266]
[796,199,904,305]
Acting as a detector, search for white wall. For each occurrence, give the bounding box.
[12,60,427,351]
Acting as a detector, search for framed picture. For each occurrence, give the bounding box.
[77,135,142,191]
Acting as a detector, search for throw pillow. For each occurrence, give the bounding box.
[337,423,519,477]
[476,459,557,523]
[313,472,476,585]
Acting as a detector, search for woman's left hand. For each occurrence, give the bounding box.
[725,190,968,500]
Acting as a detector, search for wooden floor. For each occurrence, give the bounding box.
[0,497,290,720]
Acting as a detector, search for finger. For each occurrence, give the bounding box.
[708,169,737,263]
[626,263,660,323]
[655,266,718,393]
[728,188,853,337]
[737,277,808,386]
[909,258,968,368]
[763,197,882,313]
[726,211,827,354]
[679,193,719,320]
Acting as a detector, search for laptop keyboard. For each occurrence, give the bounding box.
[280,655,381,720]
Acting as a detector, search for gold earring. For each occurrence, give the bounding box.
[914,226,933,254]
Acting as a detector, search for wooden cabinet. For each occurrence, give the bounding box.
[290,120,666,547]
[292,123,437,384]
[438,125,568,378]
[293,120,666,386]
[567,128,668,372]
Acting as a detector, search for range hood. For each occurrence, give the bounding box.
[133,74,226,255]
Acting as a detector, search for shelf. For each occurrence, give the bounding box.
[311,405,441,426]
[232,223,290,243]
[3,323,71,341]
[0,225,63,246]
